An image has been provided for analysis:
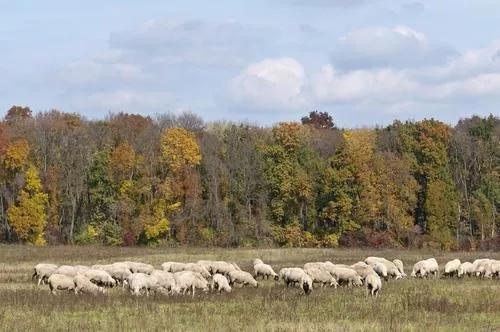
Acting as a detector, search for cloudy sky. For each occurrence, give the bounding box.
[1,1,499,126]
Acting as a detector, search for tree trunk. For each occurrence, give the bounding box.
[0,193,11,241]
[456,202,460,245]
[69,196,76,244]
[491,199,496,238]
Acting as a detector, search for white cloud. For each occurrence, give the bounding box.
[61,57,144,84]
[331,26,456,69]
[312,65,418,103]
[228,57,308,110]
[227,38,500,119]
[109,19,274,67]
[75,90,176,113]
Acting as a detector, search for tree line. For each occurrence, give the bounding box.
[0,107,498,249]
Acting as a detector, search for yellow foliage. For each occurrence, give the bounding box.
[3,139,29,172]
[110,142,136,179]
[161,127,201,174]
[7,165,48,245]
[272,122,302,152]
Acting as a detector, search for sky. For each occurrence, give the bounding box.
[1,0,500,127]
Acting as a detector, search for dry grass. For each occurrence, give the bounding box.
[1,245,500,331]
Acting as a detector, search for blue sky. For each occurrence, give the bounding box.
[1,1,499,126]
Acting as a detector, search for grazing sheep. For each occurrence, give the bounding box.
[228,270,258,288]
[279,268,292,284]
[53,265,89,278]
[164,262,188,273]
[393,259,406,277]
[303,262,330,274]
[350,262,375,281]
[457,262,473,278]
[173,271,209,297]
[472,259,498,277]
[107,266,132,287]
[330,267,363,287]
[412,258,439,278]
[33,263,58,286]
[74,275,105,295]
[373,262,388,281]
[305,267,338,288]
[124,262,154,274]
[425,258,439,278]
[48,274,75,295]
[211,261,237,275]
[253,259,264,266]
[84,269,116,287]
[444,259,461,278]
[127,273,159,296]
[365,257,402,280]
[365,257,385,266]
[212,273,232,293]
[196,260,216,274]
[254,263,278,280]
[151,270,176,294]
[365,273,382,298]
[488,262,500,278]
[282,268,313,294]
[162,262,211,278]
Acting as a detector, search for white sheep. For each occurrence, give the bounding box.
[124,261,154,274]
[411,258,439,278]
[253,258,264,266]
[444,259,461,278]
[74,275,106,295]
[393,259,406,277]
[373,262,388,281]
[457,262,473,277]
[365,273,382,298]
[173,271,209,297]
[212,273,232,293]
[48,274,76,295]
[151,270,176,294]
[365,257,402,280]
[281,268,313,294]
[472,259,498,277]
[164,262,187,273]
[84,269,116,287]
[305,267,338,288]
[196,260,216,274]
[254,262,278,280]
[211,261,237,275]
[127,273,159,296]
[53,265,89,278]
[330,267,363,287]
[107,266,132,287]
[279,267,292,284]
[350,262,375,281]
[32,263,58,286]
[228,270,258,288]
[488,262,500,278]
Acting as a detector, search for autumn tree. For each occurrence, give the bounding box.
[301,111,336,130]
[7,165,48,245]
[158,127,202,243]
[5,105,32,125]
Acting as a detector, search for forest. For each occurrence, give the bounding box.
[0,106,498,249]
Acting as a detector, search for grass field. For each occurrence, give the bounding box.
[0,245,500,331]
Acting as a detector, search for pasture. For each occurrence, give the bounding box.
[1,245,500,331]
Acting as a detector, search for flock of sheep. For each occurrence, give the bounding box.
[31,256,500,299]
